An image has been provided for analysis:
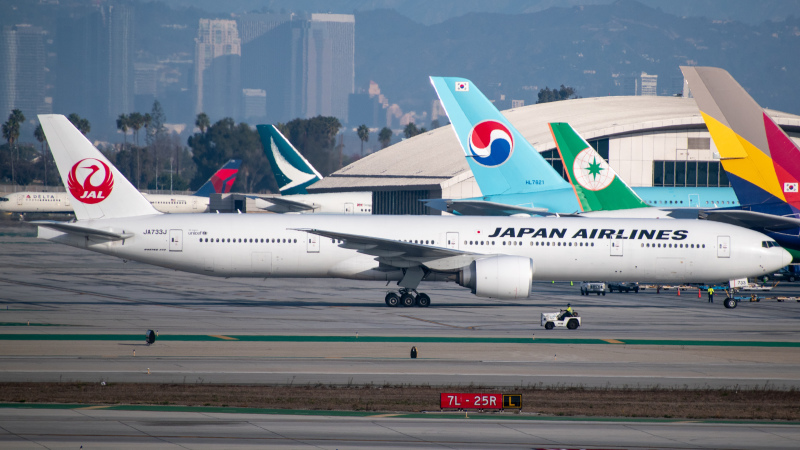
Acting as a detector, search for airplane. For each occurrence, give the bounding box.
[32,113,789,307]
[0,159,241,215]
[425,77,740,216]
[254,124,372,214]
[681,66,800,261]
[548,122,713,219]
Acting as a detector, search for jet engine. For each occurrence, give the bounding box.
[457,256,533,299]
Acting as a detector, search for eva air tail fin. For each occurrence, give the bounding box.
[257,124,323,195]
[193,159,242,197]
[38,114,159,221]
[430,77,571,196]
[681,66,800,208]
[549,123,649,212]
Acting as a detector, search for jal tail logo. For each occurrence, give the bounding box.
[67,158,114,204]
[468,120,514,167]
[211,168,238,193]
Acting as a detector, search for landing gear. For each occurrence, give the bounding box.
[384,289,431,307]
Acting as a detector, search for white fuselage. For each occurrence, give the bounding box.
[255,192,373,214]
[1,191,209,214]
[38,214,790,289]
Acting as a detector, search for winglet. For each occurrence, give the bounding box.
[549,122,648,212]
[257,124,323,195]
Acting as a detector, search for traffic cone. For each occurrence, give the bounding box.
[698,289,701,298]
[677,288,681,296]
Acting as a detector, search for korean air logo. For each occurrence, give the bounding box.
[784,182,798,193]
[67,158,114,204]
[468,120,514,167]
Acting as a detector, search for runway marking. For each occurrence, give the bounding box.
[369,413,402,418]
[77,405,111,410]
[603,339,625,344]
[398,315,473,330]
[210,335,238,341]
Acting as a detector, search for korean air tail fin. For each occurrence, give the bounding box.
[430,77,571,196]
[257,124,323,195]
[681,66,800,208]
[192,159,242,197]
[549,123,649,212]
[38,114,159,221]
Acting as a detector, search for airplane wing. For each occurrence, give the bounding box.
[700,210,800,231]
[294,228,484,271]
[32,221,134,240]
[422,199,557,216]
[253,196,316,213]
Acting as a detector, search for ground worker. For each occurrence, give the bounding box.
[707,286,715,303]
[564,303,574,317]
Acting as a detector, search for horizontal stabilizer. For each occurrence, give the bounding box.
[253,196,316,212]
[32,220,134,240]
[700,210,800,232]
[423,199,556,217]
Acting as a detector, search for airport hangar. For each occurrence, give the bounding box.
[307,96,800,215]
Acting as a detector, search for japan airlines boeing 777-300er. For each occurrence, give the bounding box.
[254,124,372,214]
[0,159,241,215]
[33,114,790,307]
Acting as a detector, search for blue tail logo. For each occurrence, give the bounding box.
[469,120,514,167]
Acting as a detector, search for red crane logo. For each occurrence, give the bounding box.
[67,158,114,204]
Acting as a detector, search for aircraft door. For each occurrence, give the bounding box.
[169,229,183,252]
[344,203,354,214]
[17,195,22,205]
[306,232,320,253]
[446,232,459,250]
[610,241,623,256]
[717,235,730,258]
[65,196,70,206]
[689,194,700,207]
[192,199,198,210]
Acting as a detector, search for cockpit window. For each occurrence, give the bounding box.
[0,197,8,202]
[762,241,779,248]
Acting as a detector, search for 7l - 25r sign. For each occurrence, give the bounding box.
[440,393,501,409]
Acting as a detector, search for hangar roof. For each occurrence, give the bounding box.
[309,96,800,193]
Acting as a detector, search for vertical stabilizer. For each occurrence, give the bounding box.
[193,159,242,197]
[257,124,323,195]
[549,123,649,212]
[430,77,571,196]
[681,66,800,208]
[38,114,160,220]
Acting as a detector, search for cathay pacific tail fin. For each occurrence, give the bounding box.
[549,122,649,212]
[430,77,571,196]
[38,114,159,220]
[193,159,242,197]
[257,124,323,195]
[681,66,800,209]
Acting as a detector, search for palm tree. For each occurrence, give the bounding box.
[116,114,130,147]
[128,112,143,146]
[403,122,419,139]
[67,113,90,136]
[378,127,392,149]
[356,124,369,156]
[195,112,210,134]
[2,109,25,187]
[34,123,47,187]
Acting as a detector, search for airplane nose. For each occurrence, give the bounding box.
[781,247,793,267]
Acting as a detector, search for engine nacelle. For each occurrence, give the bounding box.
[458,256,534,299]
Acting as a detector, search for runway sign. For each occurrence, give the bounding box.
[503,394,522,409]
[440,393,503,409]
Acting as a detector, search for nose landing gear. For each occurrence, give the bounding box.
[384,288,431,307]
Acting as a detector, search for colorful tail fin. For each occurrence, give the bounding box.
[681,66,800,209]
[430,77,571,196]
[549,123,649,212]
[257,124,323,195]
[193,159,242,197]
[38,114,159,220]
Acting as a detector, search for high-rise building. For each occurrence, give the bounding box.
[0,24,50,120]
[637,72,658,96]
[107,3,135,118]
[194,19,241,121]
[303,14,355,121]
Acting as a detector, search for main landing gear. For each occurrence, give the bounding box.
[385,289,431,307]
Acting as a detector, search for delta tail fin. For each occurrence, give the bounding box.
[193,159,242,197]
[257,124,323,195]
[549,122,649,212]
[430,77,571,196]
[681,66,800,209]
[38,114,159,220]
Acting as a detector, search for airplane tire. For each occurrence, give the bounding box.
[385,293,400,307]
[544,322,554,330]
[567,319,579,330]
[724,298,737,309]
[416,293,431,307]
[400,293,416,307]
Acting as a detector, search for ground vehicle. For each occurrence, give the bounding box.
[541,310,581,330]
[760,267,798,283]
[580,281,606,296]
[608,282,640,293]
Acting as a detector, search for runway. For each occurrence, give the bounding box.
[3,222,800,448]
